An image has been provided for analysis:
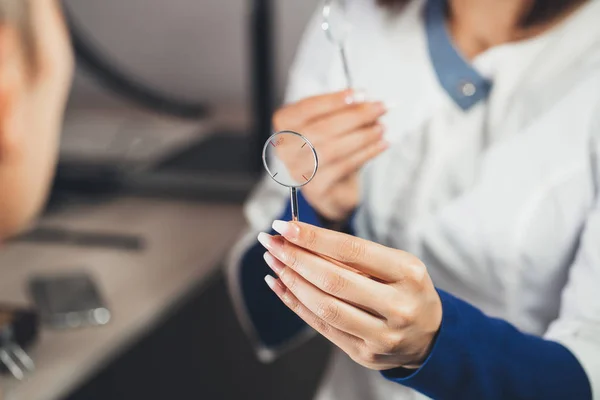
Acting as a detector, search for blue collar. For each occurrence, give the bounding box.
[425,0,492,110]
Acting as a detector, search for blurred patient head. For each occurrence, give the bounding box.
[0,0,73,240]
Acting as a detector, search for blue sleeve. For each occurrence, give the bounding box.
[239,192,356,347]
[381,290,592,400]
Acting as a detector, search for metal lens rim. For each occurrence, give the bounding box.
[262,130,319,188]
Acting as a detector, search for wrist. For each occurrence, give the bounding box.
[401,291,443,369]
[404,326,441,369]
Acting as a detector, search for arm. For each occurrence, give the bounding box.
[234,193,357,349]
[228,187,358,360]
[227,190,324,361]
[382,289,593,399]
[256,205,599,398]
[382,127,600,399]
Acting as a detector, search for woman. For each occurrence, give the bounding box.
[228,0,600,398]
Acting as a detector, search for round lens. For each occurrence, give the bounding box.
[322,0,351,45]
[262,131,318,188]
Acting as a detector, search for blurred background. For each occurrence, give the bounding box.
[0,1,333,399]
[56,0,319,203]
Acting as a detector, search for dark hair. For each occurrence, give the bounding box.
[377,0,585,27]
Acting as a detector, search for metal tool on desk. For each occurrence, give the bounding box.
[0,306,38,380]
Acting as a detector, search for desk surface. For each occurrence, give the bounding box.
[0,197,245,400]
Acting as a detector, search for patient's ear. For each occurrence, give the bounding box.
[0,25,25,162]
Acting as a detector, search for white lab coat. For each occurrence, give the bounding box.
[227,0,600,398]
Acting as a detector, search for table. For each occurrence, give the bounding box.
[0,197,245,400]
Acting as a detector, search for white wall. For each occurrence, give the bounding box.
[64,0,319,108]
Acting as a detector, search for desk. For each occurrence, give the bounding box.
[0,197,245,400]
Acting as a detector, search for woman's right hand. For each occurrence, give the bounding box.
[272,89,389,225]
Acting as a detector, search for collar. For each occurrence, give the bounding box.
[425,0,492,111]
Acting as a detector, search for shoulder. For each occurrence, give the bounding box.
[520,43,600,137]
[531,71,600,137]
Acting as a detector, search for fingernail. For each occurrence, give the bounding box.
[264,252,283,274]
[373,101,387,115]
[374,123,385,136]
[379,140,390,150]
[264,275,286,296]
[264,275,277,289]
[345,89,367,105]
[257,232,275,250]
[272,220,299,241]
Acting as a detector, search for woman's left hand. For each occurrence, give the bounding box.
[257,220,443,371]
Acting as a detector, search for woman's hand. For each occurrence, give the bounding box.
[273,90,389,224]
[257,220,442,371]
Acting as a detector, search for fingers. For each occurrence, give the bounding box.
[274,89,357,129]
[316,123,384,165]
[259,235,393,315]
[310,136,388,192]
[324,139,389,183]
[269,222,416,282]
[272,90,389,190]
[264,275,437,371]
[304,102,387,139]
[264,275,363,355]
[304,124,388,193]
[273,89,386,138]
[262,252,386,340]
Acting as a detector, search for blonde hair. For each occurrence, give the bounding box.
[0,0,35,70]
